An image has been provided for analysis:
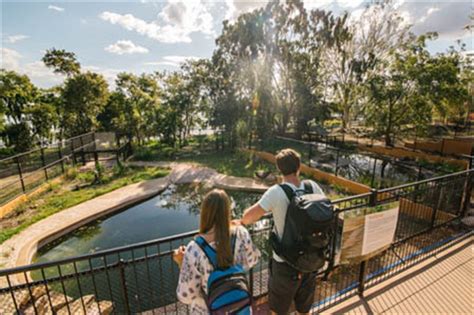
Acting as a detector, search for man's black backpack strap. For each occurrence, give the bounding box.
[302,180,313,194]
[278,183,295,201]
[279,180,313,201]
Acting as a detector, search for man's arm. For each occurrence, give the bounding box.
[241,203,267,226]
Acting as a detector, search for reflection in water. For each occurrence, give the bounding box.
[35,184,261,262]
[31,185,262,313]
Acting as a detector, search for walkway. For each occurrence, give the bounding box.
[322,236,473,314]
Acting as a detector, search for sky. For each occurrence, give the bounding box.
[1,0,472,89]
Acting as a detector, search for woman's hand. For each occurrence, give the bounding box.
[173,246,186,267]
[231,219,242,226]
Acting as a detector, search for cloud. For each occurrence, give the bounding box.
[397,1,471,40]
[1,48,65,87]
[83,65,123,88]
[100,0,214,44]
[144,55,200,67]
[48,5,64,12]
[105,40,149,55]
[224,0,268,21]
[223,1,366,21]
[1,48,22,70]
[5,34,29,44]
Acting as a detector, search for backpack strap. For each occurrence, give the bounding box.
[195,231,238,270]
[195,236,218,269]
[279,181,314,201]
[279,184,295,202]
[302,180,314,194]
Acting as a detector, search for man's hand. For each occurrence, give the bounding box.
[172,245,186,267]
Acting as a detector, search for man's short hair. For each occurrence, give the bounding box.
[275,148,301,176]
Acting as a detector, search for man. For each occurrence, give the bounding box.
[240,148,324,315]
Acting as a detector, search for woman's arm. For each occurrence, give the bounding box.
[176,243,202,305]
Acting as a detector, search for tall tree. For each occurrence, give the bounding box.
[0,70,37,150]
[61,72,109,136]
[322,1,412,130]
[42,48,81,77]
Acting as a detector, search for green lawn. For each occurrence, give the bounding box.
[0,165,169,244]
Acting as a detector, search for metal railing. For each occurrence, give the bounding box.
[0,170,471,314]
[274,135,465,189]
[0,132,133,207]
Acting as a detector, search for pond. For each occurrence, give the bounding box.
[31,184,263,313]
[265,138,449,188]
[34,184,261,262]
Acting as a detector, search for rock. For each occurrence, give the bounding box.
[56,294,95,315]
[461,216,474,227]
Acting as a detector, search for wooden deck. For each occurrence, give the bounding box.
[322,236,473,314]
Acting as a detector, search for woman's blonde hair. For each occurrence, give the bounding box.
[200,189,233,269]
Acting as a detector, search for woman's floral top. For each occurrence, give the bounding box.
[176,225,261,314]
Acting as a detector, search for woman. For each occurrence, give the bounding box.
[173,189,261,314]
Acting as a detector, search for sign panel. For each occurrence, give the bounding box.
[361,208,399,255]
[340,207,399,263]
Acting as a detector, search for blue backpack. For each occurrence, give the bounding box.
[194,233,252,315]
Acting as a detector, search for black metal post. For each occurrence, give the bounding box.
[335,150,340,176]
[370,158,377,188]
[358,260,367,296]
[40,147,48,180]
[308,142,313,166]
[79,136,86,165]
[430,186,443,229]
[57,143,65,173]
[70,141,77,165]
[118,259,131,315]
[16,157,25,193]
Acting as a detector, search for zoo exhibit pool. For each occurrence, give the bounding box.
[32,184,263,312]
[274,139,452,187]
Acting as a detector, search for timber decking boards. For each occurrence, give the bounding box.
[322,236,473,314]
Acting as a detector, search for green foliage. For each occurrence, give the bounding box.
[61,72,109,137]
[42,48,81,76]
[0,165,169,244]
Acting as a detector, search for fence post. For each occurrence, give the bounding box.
[430,186,443,229]
[15,157,26,193]
[70,141,77,165]
[358,260,367,296]
[308,142,312,166]
[335,150,340,176]
[40,147,48,180]
[57,143,65,174]
[370,159,377,188]
[417,164,423,181]
[118,259,131,315]
[461,172,472,217]
[358,188,378,295]
[79,136,86,165]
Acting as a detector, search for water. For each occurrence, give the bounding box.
[35,184,261,262]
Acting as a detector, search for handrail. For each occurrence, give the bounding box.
[0,229,198,276]
[0,132,95,163]
[1,168,470,276]
[378,168,473,193]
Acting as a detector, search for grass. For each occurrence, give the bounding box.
[0,165,169,244]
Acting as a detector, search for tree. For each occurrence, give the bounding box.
[322,1,412,130]
[42,48,81,77]
[61,72,109,136]
[0,70,37,150]
[364,34,465,146]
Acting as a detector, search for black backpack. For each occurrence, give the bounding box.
[270,180,336,273]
